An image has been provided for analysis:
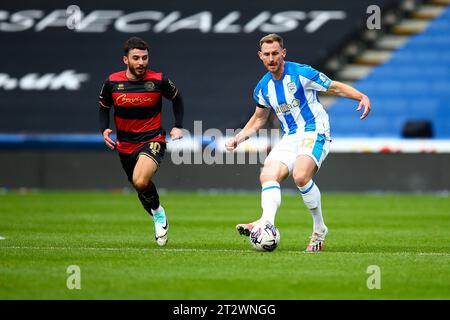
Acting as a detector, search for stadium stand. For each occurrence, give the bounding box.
[328,3,450,138]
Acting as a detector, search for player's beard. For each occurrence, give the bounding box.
[129,64,147,79]
[267,60,284,76]
[266,60,278,71]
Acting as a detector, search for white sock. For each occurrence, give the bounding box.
[298,180,326,233]
[260,181,281,225]
[151,205,164,215]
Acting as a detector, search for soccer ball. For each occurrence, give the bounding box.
[249,222,280,252]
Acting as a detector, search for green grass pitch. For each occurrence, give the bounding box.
[0,191,449,299]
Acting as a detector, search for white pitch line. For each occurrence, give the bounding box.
[0,236,5,240]
[0,246,449,256]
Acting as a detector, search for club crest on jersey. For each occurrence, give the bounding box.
[117,83,124,90]
[287,82,297,94]
[145,81,155,91]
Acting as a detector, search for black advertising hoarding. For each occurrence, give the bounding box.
[0,0,395,134]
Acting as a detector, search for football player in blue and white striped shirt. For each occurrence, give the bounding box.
[226,33,371,252]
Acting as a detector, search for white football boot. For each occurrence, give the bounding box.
[153,207,169,246]
[306,226,328,252]
[236,219,260,237]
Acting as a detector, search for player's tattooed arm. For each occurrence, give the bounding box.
[327,81,371,120]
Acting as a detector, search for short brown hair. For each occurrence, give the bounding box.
[259,33,284,48]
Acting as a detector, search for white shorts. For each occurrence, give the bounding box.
[265,131,331,173]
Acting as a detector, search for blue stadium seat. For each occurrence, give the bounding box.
[328,6,450,138]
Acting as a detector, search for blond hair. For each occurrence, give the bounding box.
[259,33,284,48]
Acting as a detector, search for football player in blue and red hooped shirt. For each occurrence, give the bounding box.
[99,37,184,246]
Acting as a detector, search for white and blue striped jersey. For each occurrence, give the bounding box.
[253,61,332,137]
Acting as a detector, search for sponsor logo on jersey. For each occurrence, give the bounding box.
[274,98,300,114]
[319,73,329,84]
[168,79,176,89]
[114,94,153,106]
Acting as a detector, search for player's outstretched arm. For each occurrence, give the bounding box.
[327,81,371,120]
[225,107,270,151]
